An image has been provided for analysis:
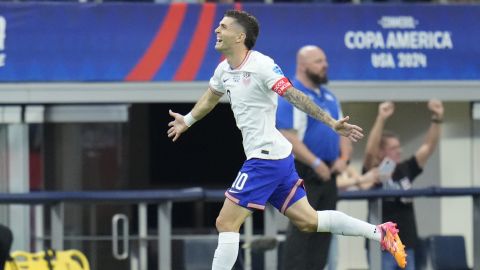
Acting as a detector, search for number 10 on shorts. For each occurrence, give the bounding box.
[232,172,249,190]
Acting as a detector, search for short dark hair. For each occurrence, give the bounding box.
[380,130,399,149]
[225,10,259,50]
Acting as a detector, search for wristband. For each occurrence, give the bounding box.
[311,158,322,169]
[184,112,197,127]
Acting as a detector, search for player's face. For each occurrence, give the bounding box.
[381,137,402,163]
[305,50,329,85]
[214,17,244,52]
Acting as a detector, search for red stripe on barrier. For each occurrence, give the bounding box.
[174,3,216,81]
[125,3,187,81]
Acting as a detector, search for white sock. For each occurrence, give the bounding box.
[317,210,381,242]
[211,232,240,270]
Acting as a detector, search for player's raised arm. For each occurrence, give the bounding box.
[282,86,363,142]
[167,87,223,142]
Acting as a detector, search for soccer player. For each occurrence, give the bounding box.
[167,10,407,270]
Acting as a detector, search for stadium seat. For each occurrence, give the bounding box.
[428,235,470,270]
[414,237,428,269]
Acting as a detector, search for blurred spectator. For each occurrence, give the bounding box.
[363,100,444,270]
[337,166,381,191]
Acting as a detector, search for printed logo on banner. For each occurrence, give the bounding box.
[344,16,453,69]
[0,16,6,68]
[378,16,418,29]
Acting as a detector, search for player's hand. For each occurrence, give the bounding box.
[167,109,189,142]
[378,101,395,120]
[333,116,364,142]
[428,99,444,119]
[313,161,331,182]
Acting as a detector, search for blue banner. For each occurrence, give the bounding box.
[0,3,478,81]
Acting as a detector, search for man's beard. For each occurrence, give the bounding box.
[306,69,328,85]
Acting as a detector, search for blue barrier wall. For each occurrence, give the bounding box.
[0,3,478,81]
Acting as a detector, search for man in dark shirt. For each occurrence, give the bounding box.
[363,100,444,270]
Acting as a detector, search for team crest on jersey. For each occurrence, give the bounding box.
[242,72,251,86]
[233,74,241,82]
[272,65,284,75]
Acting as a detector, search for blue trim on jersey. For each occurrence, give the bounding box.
[276,78,341,162]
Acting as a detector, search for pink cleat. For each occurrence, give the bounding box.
[378,222,407,269]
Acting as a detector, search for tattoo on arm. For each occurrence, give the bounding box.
[283,87,334,127]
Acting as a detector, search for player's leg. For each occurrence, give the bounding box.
[267,154,407,268]
[268,155,383,237]
[284,198,407,268]
[283,196,379,237]
[281,177,332,269]
[212,198,251,270]
[213,156,284,270]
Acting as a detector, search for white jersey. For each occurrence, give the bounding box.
[209,50,293,160]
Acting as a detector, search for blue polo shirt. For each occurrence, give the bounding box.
[276,78,342,163]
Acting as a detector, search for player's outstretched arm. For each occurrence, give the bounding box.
[333,116,364,142]
[282,86,363,142]
[168,87,222,142]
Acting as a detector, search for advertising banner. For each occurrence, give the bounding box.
[0,3,478,81]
